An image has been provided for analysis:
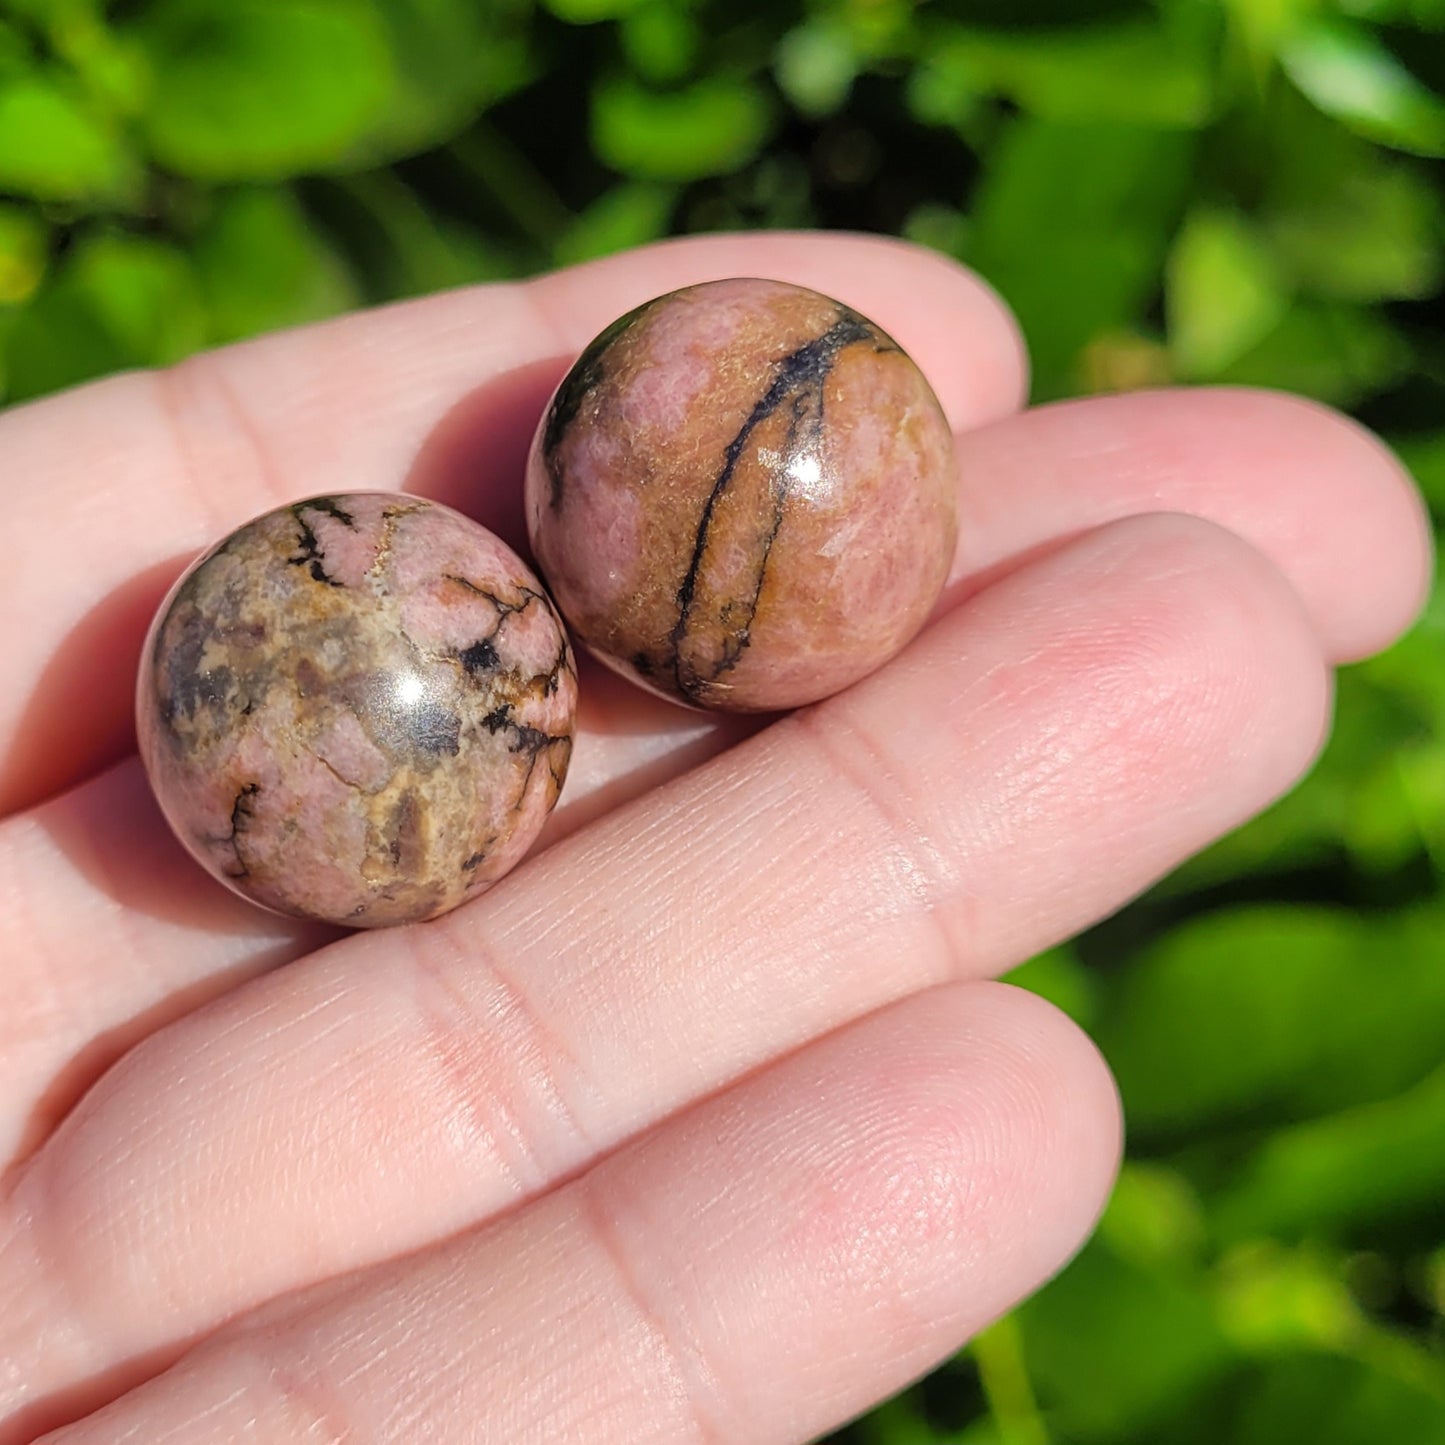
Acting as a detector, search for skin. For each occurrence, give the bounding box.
[0,232,1430,1444]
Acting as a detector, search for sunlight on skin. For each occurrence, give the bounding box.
[0,233,1427,1443]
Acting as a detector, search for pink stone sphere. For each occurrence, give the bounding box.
[137,493,577,928]
[525,278,958,712]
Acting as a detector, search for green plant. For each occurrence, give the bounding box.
[2,1,1443,1440]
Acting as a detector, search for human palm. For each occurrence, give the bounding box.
[0,233,1428,1443]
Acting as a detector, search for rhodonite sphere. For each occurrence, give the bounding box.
[137,493,577,928]
[525,278,958,711]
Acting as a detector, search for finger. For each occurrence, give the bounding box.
[0,513,1327,1420]
[950,386,1430,663]
[0,659,744,1164]
[0,232,1025,817]
[31,983,1120,1445]
[0,762,332,1165]
[0,386,1419,1162]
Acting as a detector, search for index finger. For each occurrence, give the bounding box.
[0,232,1027,816]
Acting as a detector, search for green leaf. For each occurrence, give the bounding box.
[1180,608,1445,887]
[344,0,538,166]
[1266,157,1441,301]
[134,0,395,182]
[914,17,1217,129]
[1097,907,1445,1138]
[0,73,138,202]
[620,3,699,85]
[0,199,45,303]
[964,118,1194,399]
[845,1392,946,1445]
[0,0,98,18]
[934,0,1153,25]
[1193,1355,1445,1445]
[905,56,988,134]
[1213,298,1410,405]
[1282,19,1445,156]
[61,234,203,364]
[4,232,203,401]
[831,0,919,59]
[902,201,971,257]
[310,170,524,301]
[0,18,27,71]
[1018,1238,1235,1439]
[1097,1163,1209,1269]
[45,6,149,117]
[1220,0,1323,78]
[1213,1065,1445,1239]
[1394,430,1445,515]
[0,297,14,391]
[1167,207,1290,377]
[543,0,646,22]
[0,0,96,28]
[1353,581,1445,730]
[0,284,115,407]
[1213,1241,1373,1354]
[1338,0,1445,23]
[592,75,774,181]
[1265,166,1445,302]
[193,187,358,343]
[775,20,860,118]
[554,180,675,266]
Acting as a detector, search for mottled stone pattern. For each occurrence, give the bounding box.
[526,278,958,711]
[138,493,577,927]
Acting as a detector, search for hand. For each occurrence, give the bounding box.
[0,233,1428,1443]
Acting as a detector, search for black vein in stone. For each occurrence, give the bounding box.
[304,497,356,527]
[542,306,642,507]
[481,703,572,811]
[445,576,546,613]
[445,579,570,700]
[712,386,822,684]
[458,638,500,676]
[288,502,349,588]
[667,309,871,699]
[445,577,548,678]
[225,782,260,878]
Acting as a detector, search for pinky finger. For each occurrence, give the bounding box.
[38,983,1120,1445]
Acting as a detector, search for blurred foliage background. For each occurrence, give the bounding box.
[2,0,1444,1440]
